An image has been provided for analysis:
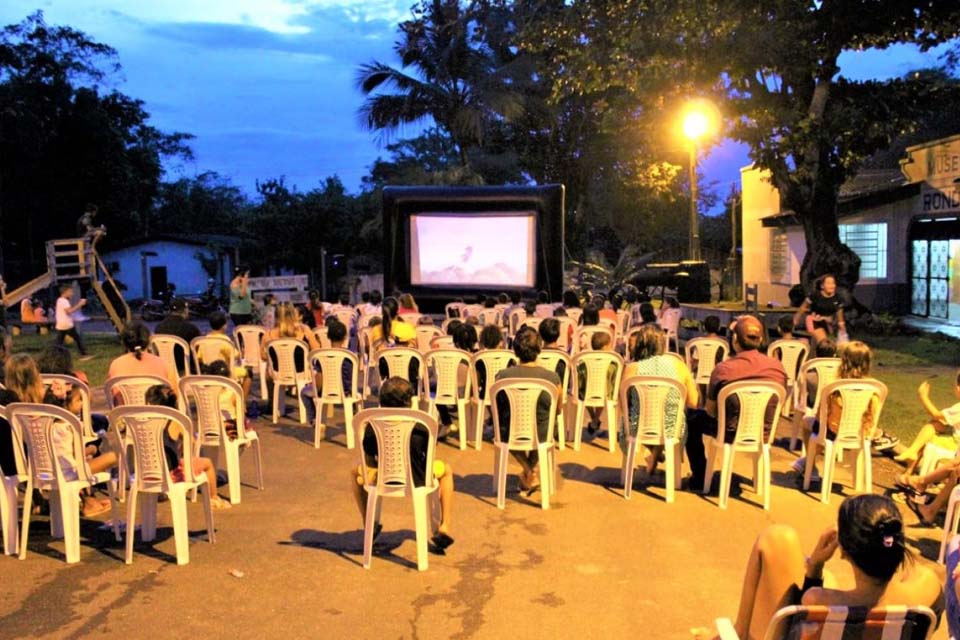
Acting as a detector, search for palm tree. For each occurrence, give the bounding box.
[355,0,521,168]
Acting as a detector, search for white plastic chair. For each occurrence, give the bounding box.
[703,381,786,509]
[520,316,543,333]
[619,376,687,503]
[358,327,377,400]
[938,483,960,563]
[789,357,841,451]
[40,374,98,445]
[445,302,466,319]
[715,604,937,640]
[313,326,332,349]
[376,347,426,409]
[489,378,559,510]
[353,408,440,571]
[178,375,263,504]
[416,326,443,354]
[768,339,809,418]
[463,304,483,319]
[470,350,518,451]
[615,309,631,348]
[308,348,360,449]
[570,351,624,452]
[332,308,356,329]
[110,406,215,565]
[265,338,312,424]
[150,334,193,385]
[683,337,729,388]
[0,406,28,555]
[191,334,239,372]
[235,324,268,401]
[536,350,572,450]
[508,308,527,338]
[399,312,422,327]
[425,349,473,450]
[658,307,682,352]
[565,308,583,325]
[572,325,614,355]
[477,308,501,326]
[9,403,119,563]
[803,379,887,505]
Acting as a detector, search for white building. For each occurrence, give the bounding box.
[742,133,960,323]
[99,234,241,301]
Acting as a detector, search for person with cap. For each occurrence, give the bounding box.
[684,315,787,491]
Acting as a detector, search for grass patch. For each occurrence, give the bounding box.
[7,331,123,387]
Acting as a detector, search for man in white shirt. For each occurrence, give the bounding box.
[55,284,90,358]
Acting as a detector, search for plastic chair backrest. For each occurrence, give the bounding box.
[425,349,472,404]
[7,403,90,488]
[818,379,888,448]
[716,380,786,450]
[109,406,199,493]
[377,347,425,393]
[620,375,687,445]
[0,405,28,480]
[536,350,571,394]
[554,317,574,352]
[399,312,422,327]
[565,308,582,325]
[234,325,266,367]
[471,350,518,400]
[333,309,356,329]
[150,334,192,380]
[571,351,624,403]
[768,339,809,383]
[103,375,171,409]
[658,307,682,334]
[477,309,501,326]
[311,326,331,349]
[40,374,94,441]
[615,309,631,338]
[684,337,730,385]
[178,375,248,447]
[463,304,482,319]
[308,348,359,402]
[445,302,466,319]
[358,327,375,362]
[354,408,438,495]
[520,317,543,332]
[266,338,309,385]
[573,325,614,354]
[416,326,443,353]
[489,378,558,448]
[432,335,455,349]
[509,309,526,336]
[191,334,238,370]
[796,357,842,415]
[762,604,936,640]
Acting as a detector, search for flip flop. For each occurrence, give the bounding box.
[894,475,923,497]
[431,532,455,550]
[82,502,111,518]
[905,496,936,528]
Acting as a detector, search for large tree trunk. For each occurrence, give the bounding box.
[793,187,862,309]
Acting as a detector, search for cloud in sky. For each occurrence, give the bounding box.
[1,2,956,206]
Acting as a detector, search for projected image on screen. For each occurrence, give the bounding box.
[410,213,536,287]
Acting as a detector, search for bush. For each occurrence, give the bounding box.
[849,313,922,337]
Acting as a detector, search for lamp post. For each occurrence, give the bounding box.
[682,109,710,262]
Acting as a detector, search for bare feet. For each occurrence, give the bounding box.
[81,497,111,518]
[211,495,232,510]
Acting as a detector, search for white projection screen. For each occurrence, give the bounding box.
[409,213,537,288]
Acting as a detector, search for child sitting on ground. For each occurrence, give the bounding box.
[350,377,454,552]
[145,384,231,509]
[894,370,960,475]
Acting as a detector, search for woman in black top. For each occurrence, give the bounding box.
[792,274,846,346]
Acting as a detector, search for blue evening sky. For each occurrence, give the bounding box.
[1,2,955,203]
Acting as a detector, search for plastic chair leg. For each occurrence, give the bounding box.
[272,382,281,423]
[606,401,617,453]
[863,447,872,494]
[224,444,242,505]
[202,484,216,544]
[362,491,380,569]
[573,403,585,452]
[18,480,33,560]
[0,477,18,555]
[169,490,190,565]
[803,437,819,491]
[762,447,772,511]
[125,487,139,564]
[539,457,551,510]
[60,491,81,564]
[49,492,64,538]
[297,382,308,424]
[313,400,325,448]
[556,401,566,451]
[254,439,264,490]
[495,448,509,509]
[820,442,835,505]
[664,443,677,504]
[412,493,430,571]
[344,401,356,450]
[259,363,268,401]
[623,440,637,499]
[474,403,485,452]
[718,445,734,509]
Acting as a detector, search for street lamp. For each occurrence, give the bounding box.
[681,101,716,262]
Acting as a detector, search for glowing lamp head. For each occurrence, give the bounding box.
[682,110,710,141]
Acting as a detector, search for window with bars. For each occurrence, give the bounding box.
[770,229,789,280]
[839,223,887,279]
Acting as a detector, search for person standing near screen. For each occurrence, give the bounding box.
[229,266,253,326]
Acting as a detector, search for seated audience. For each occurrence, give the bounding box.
[494,327,562,493]
[702,315,722,338]
[107,321,176,384]
[894,370,960,475]
[577,331,619,436]
[155,298,201,374]
[351,376,454,551]
[398,293,418,315]
[479,325,503,350]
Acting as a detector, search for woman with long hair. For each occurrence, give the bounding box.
[694,494,942,640]
[370,296,415,350]
[792,273,846,347]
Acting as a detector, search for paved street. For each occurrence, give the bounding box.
[0,397,950,640]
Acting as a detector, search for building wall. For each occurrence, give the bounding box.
[101,241,223,300]
[741,166,796,306]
